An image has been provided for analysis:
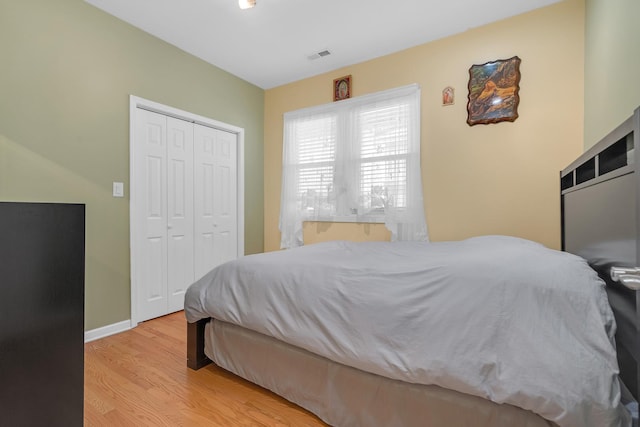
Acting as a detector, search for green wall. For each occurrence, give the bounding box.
[584,0,640,148]
[0,0,265,331]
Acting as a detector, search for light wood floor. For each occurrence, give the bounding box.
[84,311,328,426]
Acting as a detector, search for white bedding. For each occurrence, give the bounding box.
[184,235,631,427]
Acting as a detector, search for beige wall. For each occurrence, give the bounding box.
[584,0,640,148]
[303,222,390,245]
[0,0,264,330]
[265,0,585,252]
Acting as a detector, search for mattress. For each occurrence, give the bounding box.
[186,236,631,426]
[205,319,556,427]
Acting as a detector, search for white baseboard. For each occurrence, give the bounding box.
[84,319,132,343]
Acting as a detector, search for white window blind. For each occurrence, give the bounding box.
[280,84,428,248]
[357,102,409,213]
[296,115,337,217]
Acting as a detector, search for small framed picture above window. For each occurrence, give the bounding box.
[333,75,352,101]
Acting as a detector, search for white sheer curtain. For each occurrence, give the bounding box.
[279,84,427,249]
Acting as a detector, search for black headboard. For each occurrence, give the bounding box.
[561,106,640,400]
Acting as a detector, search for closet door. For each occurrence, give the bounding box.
[132,102,240,323]
[166,117,195,313]
[194,124,238,280]
[134,108,169,322]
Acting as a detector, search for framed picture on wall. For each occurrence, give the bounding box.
[466,56,521,126]
[333,75,352,101]
[442,86,455,106]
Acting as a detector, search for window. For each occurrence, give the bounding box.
[357,102,410,214]
[280,84,427,248]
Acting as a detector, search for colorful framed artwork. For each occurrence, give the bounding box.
[333,75,352,101]
[466,56,521,126]
[442,86,455,106]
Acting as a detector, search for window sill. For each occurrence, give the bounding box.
[304,216,385,224]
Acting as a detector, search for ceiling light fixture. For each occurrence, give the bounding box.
[238,0,256,9]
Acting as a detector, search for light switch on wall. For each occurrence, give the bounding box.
[113,182,124,198]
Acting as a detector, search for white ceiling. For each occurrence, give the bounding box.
[85,0,563,90]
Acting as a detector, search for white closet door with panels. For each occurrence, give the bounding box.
[166,116,194,313]
[194,125,238,280]
[132,103,240,324]
[134,109,170,322]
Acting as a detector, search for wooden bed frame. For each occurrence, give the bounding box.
[561,106,640,401]
[187,318,211,370]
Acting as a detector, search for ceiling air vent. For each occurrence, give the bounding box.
[308,50,331,61]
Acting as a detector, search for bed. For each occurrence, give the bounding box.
[184,107,640,427]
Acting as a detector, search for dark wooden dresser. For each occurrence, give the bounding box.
[0,202,85,426]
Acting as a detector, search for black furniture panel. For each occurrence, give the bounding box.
[561,107,640,401]
[0,202,85,427]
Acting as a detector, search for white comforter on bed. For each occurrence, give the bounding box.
[184,235,631,427]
